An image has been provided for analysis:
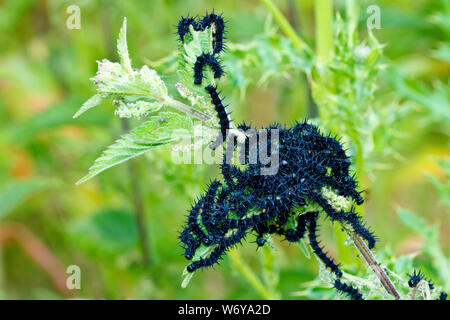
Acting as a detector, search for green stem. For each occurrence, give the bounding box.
[164,96,212,122]
[228,249,277,299]
[260,0,309,54]
[261,245,281,299]
[315,0,334,65]
[345,0,360,40]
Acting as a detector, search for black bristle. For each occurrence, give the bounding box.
[176,12,226,53]
[205,85,230,141]
[407,270,435,290]
[193,53,224,85]
[176,16,198,43]
[334,279,364,300]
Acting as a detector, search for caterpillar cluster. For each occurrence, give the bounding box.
[180,122,373,282]
[407,270,447,300]
[179,124,372,293]
[177,13,372,300]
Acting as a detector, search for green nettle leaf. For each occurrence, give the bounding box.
[175,82,207,109]
[181,244,216,288]
[178,26,216,98]
[73,94,103,119]
[74,17,218,182]
[117,17,133,74]
[73,17,169,120]
[256,37,281,78]
[224,53,247,89]
[183,25,213,61]
[223,33,312,93]
[76,112,193,184]
[175,82,216,123]
[388,69,450,124]
[114,100,163,119]
[92,61,168,101]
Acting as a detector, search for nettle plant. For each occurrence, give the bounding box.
[74,12,447,300]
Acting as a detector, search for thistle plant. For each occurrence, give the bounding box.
[73,8,448,300]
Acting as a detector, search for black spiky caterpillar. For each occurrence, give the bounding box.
[407,270,434,290]
[194,54,224,84]
[177,13,375,300]
[334,279,364,300]
[205,85,230,140]
[177,12,226,54]
[177,12,230,140]
[407,270,447,300]
[178,12,226,86]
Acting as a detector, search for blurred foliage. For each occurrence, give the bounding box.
[0,0,448,299]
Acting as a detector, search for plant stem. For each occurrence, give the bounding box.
[260,0,308,54]
[261,245,281,299]
[164,96,212,122]
[342,272,378,289]
[348,229,400,299]
[122,119,151,266]
[345,0,360,40]
[315,0,334,65]
[228,249,277,299]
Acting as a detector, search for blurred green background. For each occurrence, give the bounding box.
[0,0,448,299]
